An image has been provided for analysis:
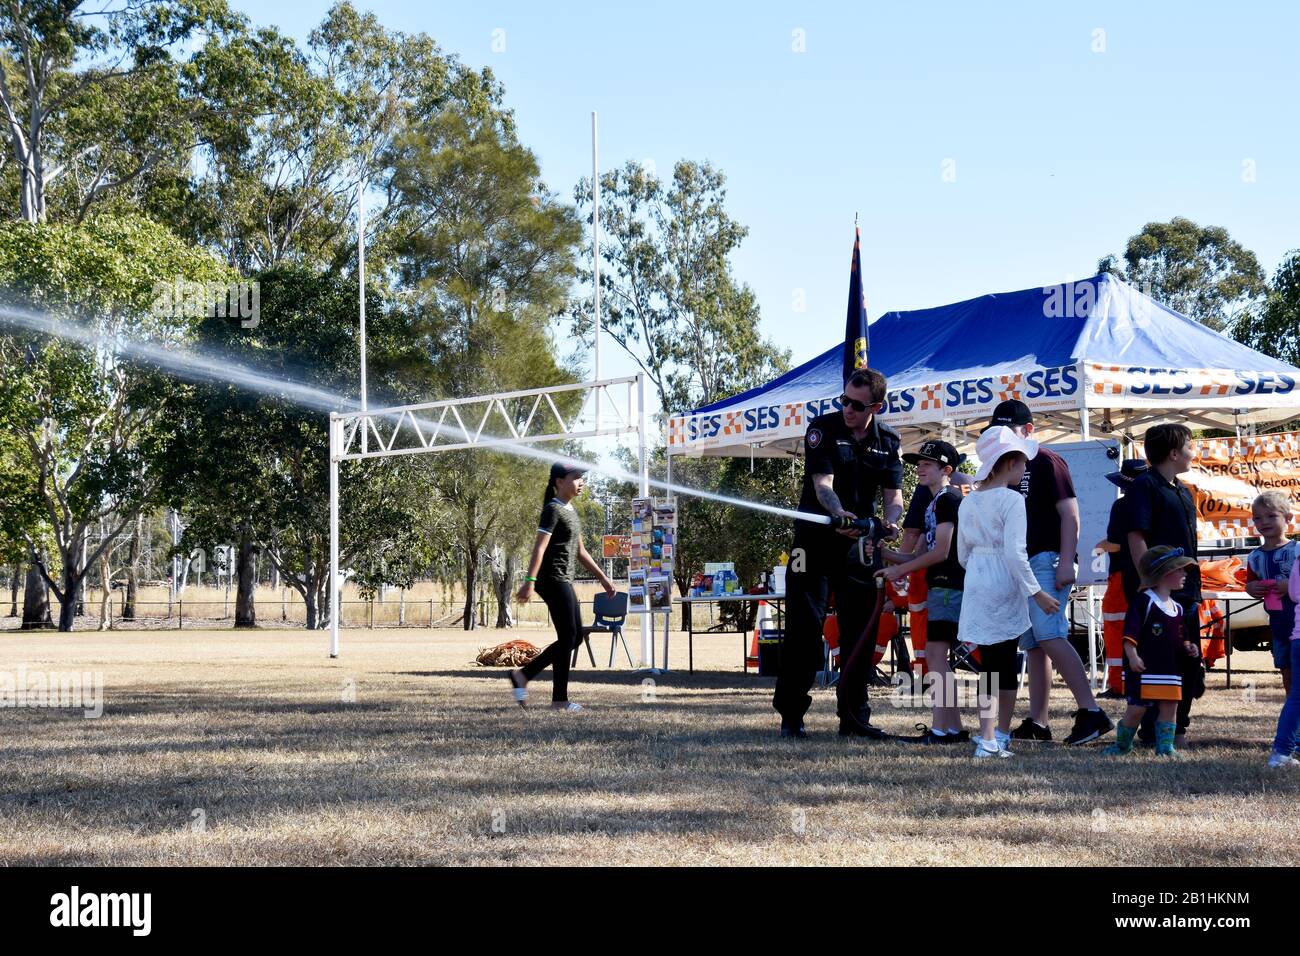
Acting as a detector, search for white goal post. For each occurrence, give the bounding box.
[327,374,650,657]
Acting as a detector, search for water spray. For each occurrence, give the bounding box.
[1,302,837,528]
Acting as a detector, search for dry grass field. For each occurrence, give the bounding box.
[0,625,1295,866]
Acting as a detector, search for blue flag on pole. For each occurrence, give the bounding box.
[843,227,869,384]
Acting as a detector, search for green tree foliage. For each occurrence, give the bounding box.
[194,2,512,273]
[0,0,261,224]
[1098,217,1267,330]
[572,159,788,412]
[160,264,447,630]
[0,214,229,629]
[571,159,791,613]
[388,110,583,629]
[1234,250,1300,366]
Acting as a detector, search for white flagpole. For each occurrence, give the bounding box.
[592,111,601,430]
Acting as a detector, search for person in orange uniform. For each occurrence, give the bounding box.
[1097,460,1149,699]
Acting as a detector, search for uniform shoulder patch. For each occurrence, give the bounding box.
[806,428,823,449]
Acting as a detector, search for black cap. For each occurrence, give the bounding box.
[549,462,589,481]
[903,439,961,469]
[1105,458,1148,489]
[988,399,1033,429]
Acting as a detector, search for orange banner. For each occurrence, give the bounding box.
[1182,432,1300,540]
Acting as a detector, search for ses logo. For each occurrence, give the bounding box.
[884,366,1078,415]
[1116,367,1296,397]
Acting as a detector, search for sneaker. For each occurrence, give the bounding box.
[910,724,956,745]
[780,718,808,739]
[508,669,528,708]
[1267,752,1300,769]
[1065,708,1115,746]
[1097,687,1127,700]
[551,701,583,712]
[1010,718,1052,742]
[974,740,1012,759]
[994,730,1011,751]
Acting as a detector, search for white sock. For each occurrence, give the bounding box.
[979,737,999,750]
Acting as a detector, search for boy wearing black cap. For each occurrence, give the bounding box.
[884,440,967,742]
[987,400,1113,745]
[1096,460,1150,698]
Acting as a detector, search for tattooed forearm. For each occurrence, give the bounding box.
[813,476,843,515]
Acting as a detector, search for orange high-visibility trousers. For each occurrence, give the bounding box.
[1101,571,1128,694]
[907,570,929,678]
[1200,599,1226,667]
[871,576,911,665]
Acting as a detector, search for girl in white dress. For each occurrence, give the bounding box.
[958,427,1062,758]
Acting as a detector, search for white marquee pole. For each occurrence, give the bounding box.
[1079,401,1099,688]
[592,112,601,431]
[329,416,340,658]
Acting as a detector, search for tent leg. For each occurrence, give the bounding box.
[637,373,654,669]
[1087,586,1099,689]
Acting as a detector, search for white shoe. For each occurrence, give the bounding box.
[508,669,528,707]
[995,730,1011,751]
[974,741,1012,759]
[1267,752,1300,768]
[551,701,583,712]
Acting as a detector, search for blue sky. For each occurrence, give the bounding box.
[233,1,1300,416]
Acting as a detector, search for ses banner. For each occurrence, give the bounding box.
[667,361,1300,455]
[667,364,1081,451]
[1183,433,1300,541]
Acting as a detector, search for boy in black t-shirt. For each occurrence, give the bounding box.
[1127,423,1203,748]
[884,440,966,743]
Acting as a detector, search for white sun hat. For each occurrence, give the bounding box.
[973,425,1039,482]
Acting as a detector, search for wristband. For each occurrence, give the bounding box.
[524,576,537,583]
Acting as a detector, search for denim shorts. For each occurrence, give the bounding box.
[1018,551,1072,650]
[927,586,963,624]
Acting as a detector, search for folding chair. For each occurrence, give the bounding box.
[572,591,634,668]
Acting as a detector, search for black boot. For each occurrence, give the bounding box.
[780,717,808,739]
[837,704,888,739]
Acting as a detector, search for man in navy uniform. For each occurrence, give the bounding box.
[774,368,905,738]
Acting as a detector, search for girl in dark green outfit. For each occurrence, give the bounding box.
[511,463,617,710]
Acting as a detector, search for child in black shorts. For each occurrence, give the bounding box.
[1105,546,1199,758]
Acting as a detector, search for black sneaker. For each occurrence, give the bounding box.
[1064,708,1115,746]
[1097,687,1127,701]
[911,723,970,745]
[780,718,808,739]
[1010,718,1052,742]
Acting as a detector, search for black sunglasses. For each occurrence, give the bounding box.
[838,394,877,413]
